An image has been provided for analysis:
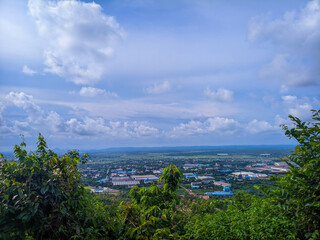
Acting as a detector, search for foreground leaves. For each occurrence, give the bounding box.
[0,134,117,240]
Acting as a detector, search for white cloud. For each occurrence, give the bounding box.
[171,116,283,137]
[282,95,297,103]
[274,114,292,128]
[13,120,33,133]
[66,117,110,136]
[282,95,315,120]
[46,111,66,132]
[204,88,233,102]
[246,119,275,134]
[170,117,240,137]
[0,125,13,135]
[79,87,118,97]
[145,81,171,94]
[5,92,43,123]
[0,91,161,139]
[248,0,320,48]
[28,0,124,85]
[171,120,207,136]
[0,92,41,135]
[114,121,159,137]
[2,90,314,142]
[0,115,33,136]
[207,117,239,134]
[0,121,32,136]
[287,103,312,119]
[22,65,37,75]
[248,0,320,86]
[64,117,159,138]
[259,54,315,87]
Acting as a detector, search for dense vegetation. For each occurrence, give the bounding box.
[1,110,319,239]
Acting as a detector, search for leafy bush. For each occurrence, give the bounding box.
[119,164,185,239]
[184,194,297,240]
[262,110,320,239]
[0,134,117,239]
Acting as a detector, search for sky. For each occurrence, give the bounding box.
[0,0,319,151]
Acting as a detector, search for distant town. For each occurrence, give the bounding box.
[79,146,293,199]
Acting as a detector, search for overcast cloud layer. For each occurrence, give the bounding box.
[0,0,319,151]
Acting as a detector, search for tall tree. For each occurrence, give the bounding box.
[159,163,183,192]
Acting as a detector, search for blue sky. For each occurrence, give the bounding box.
[0,0,319,151]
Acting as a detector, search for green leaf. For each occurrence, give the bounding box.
[40,185,49,195]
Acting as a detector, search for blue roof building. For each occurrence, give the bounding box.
[204,191,233,196]
[219,169,233,173]
[96,178,109,183]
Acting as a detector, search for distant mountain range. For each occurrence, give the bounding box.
[1,145,295,157]
[59,145,295,154]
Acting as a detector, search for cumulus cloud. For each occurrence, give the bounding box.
[207,117,239,133]
[0,121,33,136]
[248,0,320,86]
[13,120,33,133]
[79,87,118,97]
[5,92,43,123]
[171,120,207,136]
[145,81,171,94]
[204,88,233,102]
[282,95,315,120]
[109,121,159,138]
[274,114,292,128]
[170,116,284,137]
[0,125,13,135]
[0,114,34,136]
[44,111,160,138]
[79,87,105,97]
[1,91,159,138]
[64,118,159,137]
[248,0,320,45]
[22,65,37,75]
[28,0,124,85]
[3,90,313,142]
[46,111,66,132]
[246,119,275,134]
[0,92,43,135]
[66,117,109,136]
[170,117,240,137]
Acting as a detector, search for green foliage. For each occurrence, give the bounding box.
[129,185,169,208]
[185,194,297,240]
[263,109,320,239]
[120,164,185,239]
[159,163,183,192]
[0,134,116,240]
[128,163,183,210]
